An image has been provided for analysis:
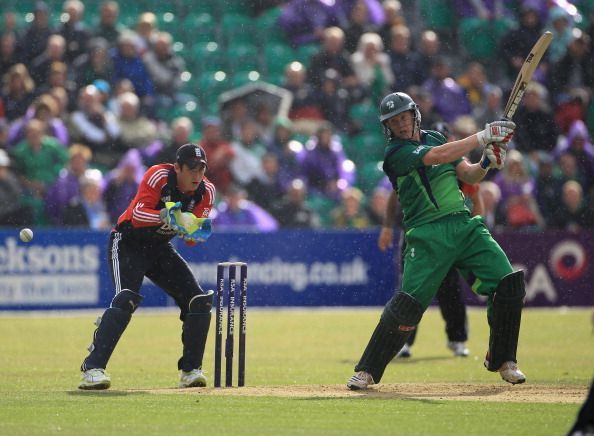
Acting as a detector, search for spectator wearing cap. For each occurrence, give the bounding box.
[534,152,564,227]
[17,1,54,64]
[44,143,93,225]
[93,79,111,105]
[72,37,114,89]
[198,116,234,196]
[0,148,33,226]
[58,0,91,64]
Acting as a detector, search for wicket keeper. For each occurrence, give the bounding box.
[79,143,216,390]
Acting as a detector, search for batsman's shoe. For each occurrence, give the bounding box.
[447,341,469,357]
[347,371,375,390]
[496,361,526,385]
[397,343,411,358]
[179,369,207,388]
[78,368,111,390]
[485,357,526,385]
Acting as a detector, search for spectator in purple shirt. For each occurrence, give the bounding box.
[214,185,279,232]
[44,143,93,225]
[422,56,472,123]
[299,121,355,201]
[102,148,145,224]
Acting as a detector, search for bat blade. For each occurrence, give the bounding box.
[503,31,553,120]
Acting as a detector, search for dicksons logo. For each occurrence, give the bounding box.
[0,238,100,306]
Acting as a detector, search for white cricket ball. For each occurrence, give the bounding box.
[19,228,33,243]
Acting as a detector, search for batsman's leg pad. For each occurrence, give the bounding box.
[487,271,525,371]
[81,290,143,371]
[178,290,214,371]
[355,293,424,382]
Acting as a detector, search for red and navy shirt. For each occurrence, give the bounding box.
[116,164,215,244]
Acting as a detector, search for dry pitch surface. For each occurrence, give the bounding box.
[128,383,587,403]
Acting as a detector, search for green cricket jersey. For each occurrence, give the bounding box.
[382,130,468,229]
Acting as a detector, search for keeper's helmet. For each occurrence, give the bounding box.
[379,92,421,139]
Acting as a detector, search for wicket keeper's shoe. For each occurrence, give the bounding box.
[179,369,207,388]
[79,368,111,390]
[397,343,411,358]
[447,341,469,357]
[347,371,375,390]
[484,356,526,385]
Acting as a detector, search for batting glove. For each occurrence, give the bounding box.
[480,143,507,170]
[476,121,516,146]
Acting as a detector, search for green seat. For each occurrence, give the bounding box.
[295,44,319,67]
[350,102,381,134]
[188,41,226,73]
[226,43,259,73]
[181,13,218,43]
[230,70,262,88]
[255,6,286,45]
[221,13,256,45]
[356,161,385,193]
[196,70,232,105]
[263,43,296,76]
[344,133,385,164]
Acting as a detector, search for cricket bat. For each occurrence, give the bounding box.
[502,31,553,120]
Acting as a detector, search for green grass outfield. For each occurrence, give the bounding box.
[0,307,592,435]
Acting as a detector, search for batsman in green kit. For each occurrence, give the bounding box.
[347,92,527,390]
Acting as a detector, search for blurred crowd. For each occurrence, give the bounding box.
[0,0,593,232]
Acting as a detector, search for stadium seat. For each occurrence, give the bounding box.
[230,70,262,88]
[255,6,286,45]
[263,43,296,76]
[350,102,381,134]
[356,161,385,193]
[221,13,256,46]
[181,13,218,43]
[295,44,320,67]
[226,43,259,74]
[343,133,385,164]
[196,70,232,105]
[187,42,226,73]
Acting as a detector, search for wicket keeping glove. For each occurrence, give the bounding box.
[480,143,507,170]
[159,201,182,229]
[476,121,515,146]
